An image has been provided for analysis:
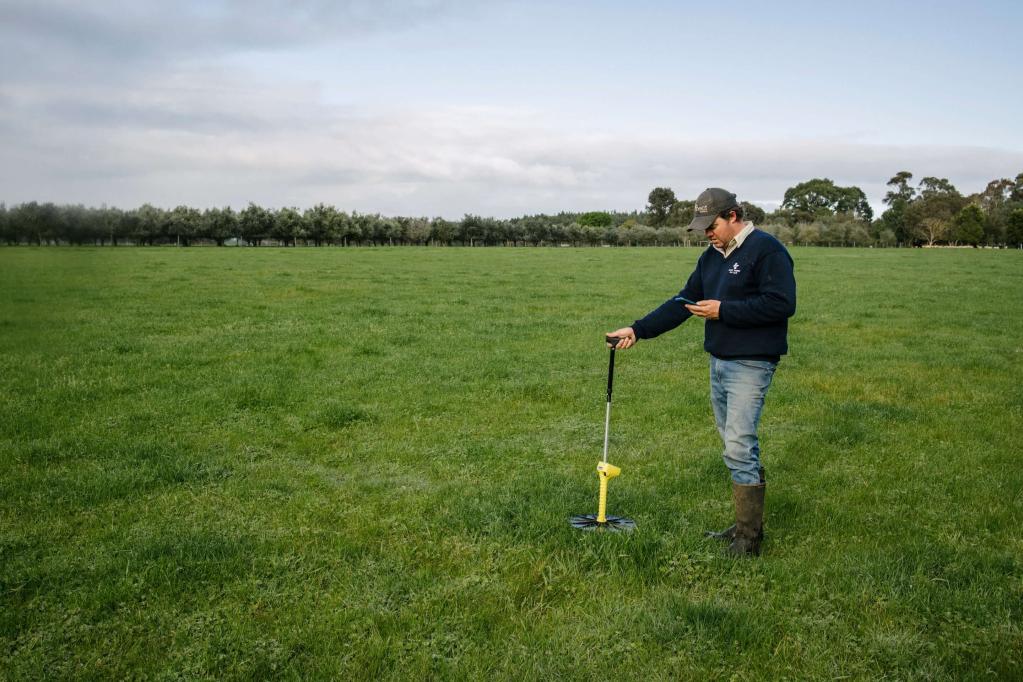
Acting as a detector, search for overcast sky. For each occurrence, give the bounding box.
[1,0,1021,218]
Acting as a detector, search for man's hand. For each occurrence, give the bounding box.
[685,300,721,320]
[605,327,637,349]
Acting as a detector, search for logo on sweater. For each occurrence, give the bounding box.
[728,262,741,275]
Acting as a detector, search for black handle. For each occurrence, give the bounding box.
[606,340,616,402]
[605,335,620,348]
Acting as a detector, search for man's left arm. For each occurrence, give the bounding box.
[717,251,796,327]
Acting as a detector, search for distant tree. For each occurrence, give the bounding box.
[646,187,676,227]
[430,217,455,246]
[766,206,799,228]
[580,223,603,246]
[169,205,202,246]
[132,204,168,245]
[919,218,950,246]
[974,178,1014,214]
[880,171,916,243]
[96,206,125,246]
[380,217,405,245]
[667,199,695,227]
[659,226,685,246]
[506,219,527,246]
[273,207,304,246]
[1006,208,1023,246]
[877,228,897,247]
[61,204,89,245]
[633,224,658,245]
[459,214,485,246]
[0,203,12,244]
[579,211,613,228]
[303,204,337,246]
[822,213,871,246]
[740,201,766,225]
[517,215,548,246]
[405,217,431,245]
[756,221,784,241]
[1012,173,1023,202]
[201,207,236,246]
[951,204,985,246]
[238,203,274,246]
[883,171,915,205]
[782,178,872,223]
[351,212,376,246]
[367,214,392,245]
[339,210,363,246]
[918,176,958,199]
[904,177,964,245]
[615,219,640,245]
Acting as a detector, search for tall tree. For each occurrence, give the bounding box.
[646,187,676,227]
[1006,208,1023,246]
[975,178,1014,213]
[1012,173,1023,202]
[883,171,915,205]
[904,177,964,245]
[951,204,985,246]
[880,171,915,243]
[782,178,872,223]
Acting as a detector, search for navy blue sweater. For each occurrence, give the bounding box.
[632,229,796,361]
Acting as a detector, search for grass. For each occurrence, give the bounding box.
[1,246,1021,680]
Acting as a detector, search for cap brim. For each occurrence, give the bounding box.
[686,214,716,232]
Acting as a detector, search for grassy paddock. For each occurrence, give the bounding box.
[1,246,1021,679]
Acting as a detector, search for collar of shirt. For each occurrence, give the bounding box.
[713,221,755,258]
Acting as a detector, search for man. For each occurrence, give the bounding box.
[606,188,796,556]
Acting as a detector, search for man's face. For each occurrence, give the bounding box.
[705,216,728,248]
[705,212,739,248]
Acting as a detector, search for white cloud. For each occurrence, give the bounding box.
[1,1,1020,217]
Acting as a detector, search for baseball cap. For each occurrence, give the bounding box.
[686,188,739,232]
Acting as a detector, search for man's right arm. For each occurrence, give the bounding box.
[632,265,703,339]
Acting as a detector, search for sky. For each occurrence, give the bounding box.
[1,0,1021,218]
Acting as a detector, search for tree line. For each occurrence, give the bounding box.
[2,171,1021,247]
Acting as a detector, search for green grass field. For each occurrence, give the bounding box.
[2,246,1021,680]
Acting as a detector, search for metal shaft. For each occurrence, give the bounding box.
[602,400,612,464]
[602,346,615,464]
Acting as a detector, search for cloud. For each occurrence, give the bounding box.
[3,72,1020,218]
[1,1,1020,217]
[0,0,469,64]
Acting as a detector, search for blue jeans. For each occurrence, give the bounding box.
[709,356,777,485]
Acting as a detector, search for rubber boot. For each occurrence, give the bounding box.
[727,481,765,556]
[704,467,764,542]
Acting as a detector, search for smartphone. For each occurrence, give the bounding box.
[673,295,697,305]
